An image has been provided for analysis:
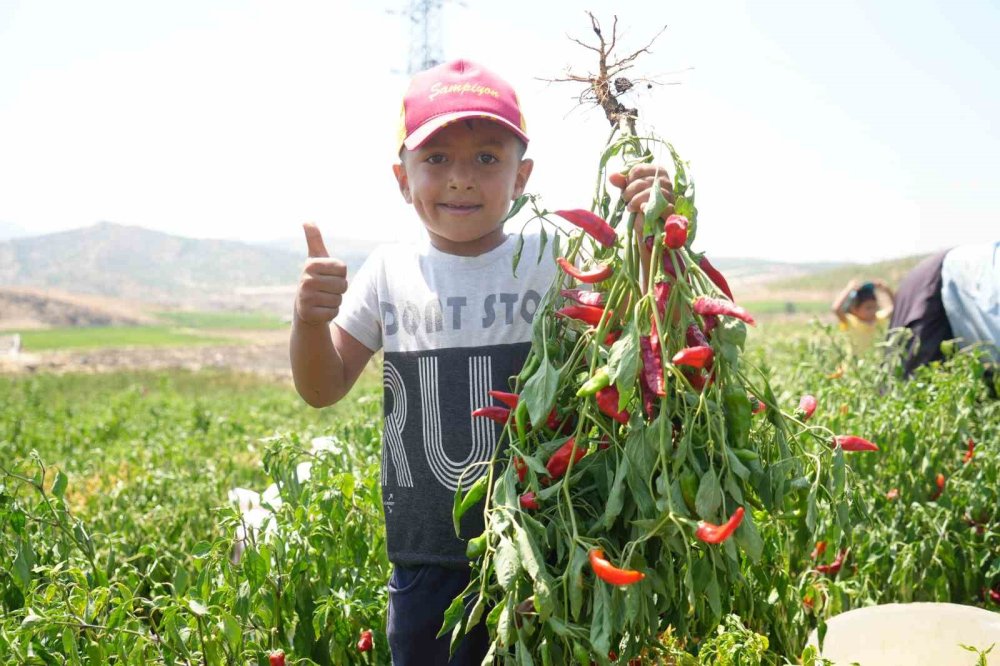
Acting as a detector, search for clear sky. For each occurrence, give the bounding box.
[0,0,997,262]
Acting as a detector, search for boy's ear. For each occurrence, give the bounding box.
[392,162,412,203]
[513,158,534,199]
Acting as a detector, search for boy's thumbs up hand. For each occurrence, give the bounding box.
[295,222,348,326]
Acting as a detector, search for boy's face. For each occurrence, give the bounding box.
[850,299,879,323]
[393,119,533,256]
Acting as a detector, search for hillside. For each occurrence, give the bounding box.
[0,222,376,311]
[761,254,930,294]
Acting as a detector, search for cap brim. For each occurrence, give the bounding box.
[403,111,529,151]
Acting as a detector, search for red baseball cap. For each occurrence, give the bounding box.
[398,59,529,151]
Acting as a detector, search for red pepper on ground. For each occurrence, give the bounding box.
[886,488,899,501]
[698,255,735,301]
[546,438,585,478]
[931,473,946,501]
[269,651,286,666]
[556,304,610,327]
[561,288,606,307]
[519,491,540,511]
[487,390,519,409]
[693,296,756,326]
[695,507,745,544]
[964,437,975,464]
[472,406,511,425]
[589,548,645,586]
[811,541,827,560]
[750,395,766,415]
[832,435,879,452]
[672,345,714,370]
[798,394,818,421]
[357,629,373,653]
[557,257,614,283]
[639,335,666,397]
[816,549,848,576]
[989,588,1000,605]
[662,214,688,249]
[554,209,617,248]
[595,386,630,424]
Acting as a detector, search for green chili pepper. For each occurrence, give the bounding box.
[732,448,759,463]
[576,366,612,397]
[453,476,488,536]
[573,642,591,666]
[515,400,530,442]
[518,353,539,385]
[680,470,699,515]
[723,386,752,451]
[465,533,487,559]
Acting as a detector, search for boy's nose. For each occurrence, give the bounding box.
[447,164,476,190]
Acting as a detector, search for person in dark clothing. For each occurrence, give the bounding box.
[888,250,953,377]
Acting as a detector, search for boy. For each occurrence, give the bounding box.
[290,59,672,664]
[831,278,895,354]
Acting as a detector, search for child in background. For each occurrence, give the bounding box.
[832,279,895,353]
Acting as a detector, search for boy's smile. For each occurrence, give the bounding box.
[393,118,533,257]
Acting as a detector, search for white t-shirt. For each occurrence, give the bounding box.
[335,232,557,566]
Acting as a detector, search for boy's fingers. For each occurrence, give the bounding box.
[608,172,628,190]
[303,222,330,258]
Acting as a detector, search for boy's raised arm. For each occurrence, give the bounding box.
[290,223,373,408]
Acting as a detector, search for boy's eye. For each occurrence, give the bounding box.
[425,154,447,165]
[477,153,499,165]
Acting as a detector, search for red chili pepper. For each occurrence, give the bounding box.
[595,386,629,424]
[557,257,614,284]
[963,437,975,464]
[589,548,645,586]
[546,438,585,478]
[269,651,286,666]
[750,395,766,415]
[561,288,606,307]
[989,588,1000,604]
[672,345,714,369]
[662,214,688,249]
[488,390,519,409]
[554,209,617,248]
[832,435,879,452]
[683,367,713,393]
[703,314,719,336]
[519,491,540,511]
[811,541,827,560]
[685,323,710,348]
[546,409,571,433]
[472,406,511,425]
[816,549,848,576]
[514,458,529,483]
[886,487,899,501]
[556,304,609,327]
[698,256,735,301]
[603,329,622,346]
[931,473,946,501]
[639,335,666,397]
[695,507,745,544]
[693,296,756,326]
[798,394,818,421]
[357,629,373,653]
[654,281,671,315]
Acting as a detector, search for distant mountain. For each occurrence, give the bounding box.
[0,220,28,241]
[0,222,361,309]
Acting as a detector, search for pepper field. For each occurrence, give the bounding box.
[1,320,998,665]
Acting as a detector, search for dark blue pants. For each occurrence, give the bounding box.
[387,564,490,665]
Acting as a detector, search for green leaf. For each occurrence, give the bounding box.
[734,508,764,562]
[512,233,525,277]
[496,537,520,590]
[501,194,531,225]
[13,539,32,590]
[642,165,670,236]
[513,524,542,579]
[51,471,67,499]
[20,610,44,629]
[521,359,559,428]
[569,546,588,621]
[600,456,628,530]
[219,612,241,652]
[607,319,639,393]
[242,548,268,594]
[589,582,611,658]
[695,468,723,518]
[538,225,548,264]
[833,446,846,497]
[436,594,466,639]
[187,598,209,617]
